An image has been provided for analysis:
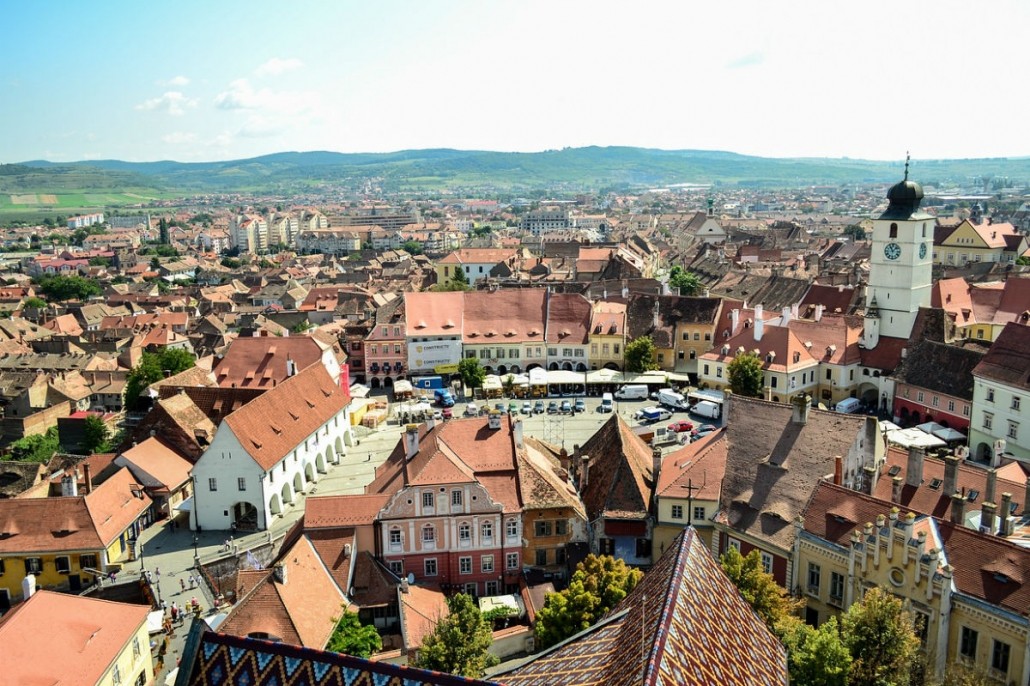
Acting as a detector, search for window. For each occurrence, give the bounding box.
[948,400,955,412]
[422,492,434,509]
[424,558,438,576]
[556,548,567,565]
[237,477,246,491]
[485,581,499,595]
[535,549,548,566]
[671,505,684,520]
[889,223,898,238]
[716,366,722,378]
[931,395,939,407]
[1008,421,1019,440]
[459,523,471,542]
[693,506,705,521]
[112,665,122,686]
[535,521,552,537]
[986,388,995,402]
[964,405,971,417]
[983,412,993,430]
[133,637,141,659]
[826,369,832,381]
[807,563,821,593]
[482,555,494,573]
[389,529,402,549]
[507,552,519,569]
[388,560,403,576]
[992,639,1010,674]
[830,572,845,603]
[1013,396,1022,412]
[636,538,652,558]
[554,520,567,535]
[459,557,472,574]
[959,626,978,658]
[760,552,773,574]
[55,556,71,574]
[917,391,924,403]
[704,333,711,342]
[25,557,42,574]
[727,538,740,553]
[208,478,217,492]
[451,490,462,507]
[506,519,518,539]
[422,525,435,544]
[481,521,493,540]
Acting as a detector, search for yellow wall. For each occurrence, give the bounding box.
[1,551,103,601]
[522,507,581,571]
[589,334,626,370]
[935,222,1003,266]
[97,621,154,686]
[654,497,718,552]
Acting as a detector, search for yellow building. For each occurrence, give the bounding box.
[0,590,154,686]
[632,295,724,374]
[520,439,588,582]
[588,301,627,370]
[934,219,1026,267]
[0,467,152,608]
[796,482,1030,685]
[653,430,725,553]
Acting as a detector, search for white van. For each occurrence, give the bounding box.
[600,393,614,412]
[690,400,722,419]
[834,397,861,414]
[614,384,649,400]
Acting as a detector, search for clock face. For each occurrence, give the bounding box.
[919,243,927,259]
[884,242,901,260]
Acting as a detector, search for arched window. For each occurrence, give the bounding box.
[506,519,518,538]
[889,223,898,238]
[458,523,471,542]
[389,528,402,549]
[422,525,435,543]
[481,521,493,540]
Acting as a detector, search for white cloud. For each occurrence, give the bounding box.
[165,75,191,87]
[161,131,198,145]
[255,57,304,77]
[214,79,264,110]
[135,91,197,116]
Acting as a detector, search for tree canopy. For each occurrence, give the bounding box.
[727,351,764,398]
[34,274,102,302]
[534,554,643,649]
[457,357,486,390]
[82,415,112,454]
[401,240,424,255]
[720,546,802,630]
[668,265,704,296]
[624,335,658,373]
[776,616,851,686]
[327,611,382,658]
[5,426,60,463]
[124,347,197,411]
[841,587,919,686]
[414,593,497,677]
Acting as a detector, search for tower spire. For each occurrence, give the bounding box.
[904,151,910,181]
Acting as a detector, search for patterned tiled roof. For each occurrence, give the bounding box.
[494,528,787,685]
[179,628,499,686]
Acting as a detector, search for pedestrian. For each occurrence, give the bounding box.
[367,453,372,462]
[223,538,230,552]
[161,599,167,613]
[180,578,186,593]
[155,567,160,578]
[146,571,152,583]
[188,574,195,589]
[171,603,178,622]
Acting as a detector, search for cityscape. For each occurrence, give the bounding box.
[1,3,1029,686]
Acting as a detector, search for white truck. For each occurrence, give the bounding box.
[690,400,722,419]
[615,384,649,400]
[657,389,688,411]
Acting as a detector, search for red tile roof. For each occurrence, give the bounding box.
[213,335,327,389]
[304,494,392,528]
[973,322,1030,390]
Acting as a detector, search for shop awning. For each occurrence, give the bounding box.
[174,496,194,512]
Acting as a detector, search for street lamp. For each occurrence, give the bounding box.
[192,534,200,568]
[139,543,145,572]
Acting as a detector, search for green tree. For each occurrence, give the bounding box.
[843,224,868,241]
[82,415,111,454]
[401,240,424,255]
[841,586,919,686]
[624,335,658,373]
[414,593,497,677]
[6,427,61,463]
[35,275,102,301]
[727,351,764,398]
[931,664,995,686]
[776,616,851,686]
[452,267,468,285]
[1017,256,1030,266]
[534,554,643,649]
[158,217,169,245]
[668,265,703,296]
[327,611,382,658]
[458,357,486,391]
[124,348,197,411]
[22,296,47,309]
[720,546,802,630]
[220,257,242,269]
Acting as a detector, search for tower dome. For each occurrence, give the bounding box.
[879,155,926,220]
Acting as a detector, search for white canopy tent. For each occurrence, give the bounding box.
[546,370,586,385]
[586,368,625,384]
[885,428,947,449]
[482,375,503,391]
[528,368,548,386]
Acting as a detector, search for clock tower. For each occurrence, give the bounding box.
[863,159,934,343]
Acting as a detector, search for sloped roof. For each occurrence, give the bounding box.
[892,339,984,399]
[973,322,1030,390]
[657,429,727,501]
[117,436,193,490]
[520,438,586,515]
[399,583,450,651]
[213,335,328,389]
[496,529,787,686]
[222,364,350,470]
[577,414,655,522]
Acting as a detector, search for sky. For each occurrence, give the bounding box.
[3,0,1027,163]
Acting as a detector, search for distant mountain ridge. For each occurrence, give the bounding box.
[11,146,1030,193]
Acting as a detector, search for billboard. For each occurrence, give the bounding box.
[409,340,462,371]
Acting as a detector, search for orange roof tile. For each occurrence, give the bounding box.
[117,437,193,490]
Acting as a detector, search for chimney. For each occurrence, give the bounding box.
[652,446,663,483]
[404,424,420,460]
[985,468,998,505]
[83,463,93,495]
[273,562,287,584]
[905,447,925,488]
[61,473,78,497]
[833,455,843,486]
[950,492,966,526]
[815,304,824,322]
[781,306,791,325]
[1000,492,1013,536]
[863,465,878,495]
[559,448,570,475]
[652,299,660,329]
[580,455,591,489]
[892,476,903,504]
[791,303,799,320]
[22,574,36,600]
[942,455,959,498]
[286,355,297,377]
[981,501,997,534]
[487,411,502,430]
[992,439,1006,468]
[730,308,740,333]
[791,393,810,425]
[754,305,764,341]
[513,418,524,450]
[400,577,409,594]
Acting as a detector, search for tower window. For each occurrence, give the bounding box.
[889,223,898,238]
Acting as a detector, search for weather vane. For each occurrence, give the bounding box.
[904,151,910,181]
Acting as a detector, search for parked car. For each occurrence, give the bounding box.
[574,398,586,413]
[494,402,506,413]
[690,424,718,439]
[465,403,480,417]
[441,407,453,419]
[547,400,559,414]
[600,392,614,412]
[432,410,443,420]
[668,420,694,433]
[509,401,519,414]
[522,401,533,415]
[560,400,572,414]
[533,400,545,414]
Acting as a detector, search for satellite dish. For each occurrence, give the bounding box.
[406,573,415,585]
